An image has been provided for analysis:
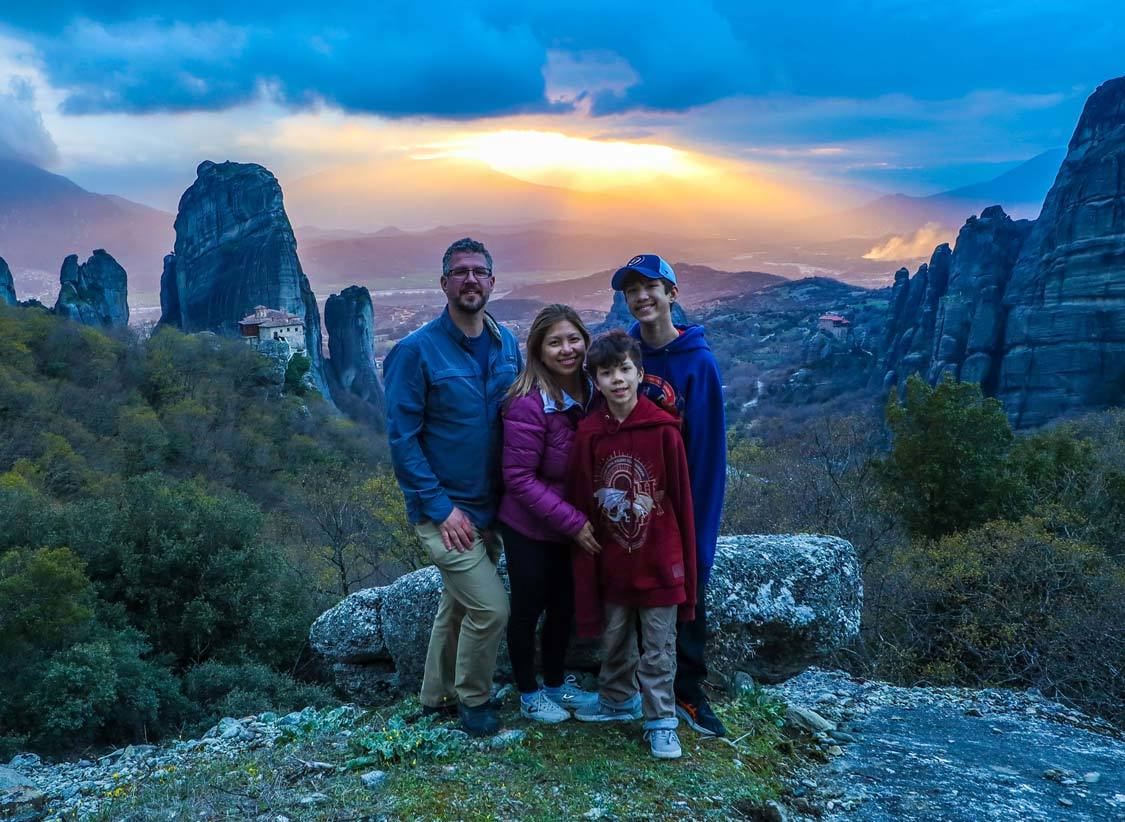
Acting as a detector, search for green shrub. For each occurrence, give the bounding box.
[0,310,398,753]
[876,375,1015,539]
[881,517,1125,718]
[0,546,186,755]
[181,661,335,731]
[284,353,311,392]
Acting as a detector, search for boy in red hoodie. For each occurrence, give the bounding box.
[568,330,697,760]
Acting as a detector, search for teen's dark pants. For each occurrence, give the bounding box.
[674,575,709,702]
[499,523,574,693]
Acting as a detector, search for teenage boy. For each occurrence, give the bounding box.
[568,330,697,760]
[610,254,728,737]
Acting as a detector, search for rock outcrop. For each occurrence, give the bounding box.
[51,249,130,327]
[877,75,1125,426]
[158,160,328,395]
[929,207,1032,391]
[310,533,862,701]
[997,76,1125,427]
[879,209,1031,391]
[0,256,15,306]
[324,285,386,429]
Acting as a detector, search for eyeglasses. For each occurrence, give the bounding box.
[446,266,493,282]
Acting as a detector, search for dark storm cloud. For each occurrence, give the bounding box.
[0,1,1122,122]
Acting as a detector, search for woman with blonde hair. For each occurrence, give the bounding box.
[498,304,601,723]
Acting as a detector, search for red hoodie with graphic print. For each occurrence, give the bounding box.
[567,395,697,637]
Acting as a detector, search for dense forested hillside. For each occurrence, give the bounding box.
[0,305,413,756]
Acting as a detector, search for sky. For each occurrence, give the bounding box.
[0,2,1122,228]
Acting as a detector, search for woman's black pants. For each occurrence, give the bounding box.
[499,523,575,693]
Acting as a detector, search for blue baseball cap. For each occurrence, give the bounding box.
[611,254,677,291]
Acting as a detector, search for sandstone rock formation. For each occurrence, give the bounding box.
[0,256,15,306]
[309,533,862,701]
[879,209,1031,390]
[324,285,386,429]
[158,160,328,395]
[929,207,1032,390]
[877,75,1125,426]
[52,249,129,327]
[997,76,1125,427]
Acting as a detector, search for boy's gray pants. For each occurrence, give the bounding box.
[599,603,679,729]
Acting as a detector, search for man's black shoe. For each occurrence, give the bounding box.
[458,700,500,737]
[675,696,728,737]
[421,702,457,718]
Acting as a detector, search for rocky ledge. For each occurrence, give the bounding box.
[768,668,1125,821]
[310,534,863,700]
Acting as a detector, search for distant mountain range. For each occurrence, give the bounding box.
[503,263,785,311]
[295,223,769,290]
[811,149,1064,238]
[0,157,173,294]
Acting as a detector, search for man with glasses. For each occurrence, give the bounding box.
[384,237,522,736]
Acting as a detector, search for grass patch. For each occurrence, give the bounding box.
[91,688,798,821]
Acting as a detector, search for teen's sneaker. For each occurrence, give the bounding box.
[644,728,683,759]
[574,696,643,722]
[520,690,570,724]
[458,701,500,737]
[675,696,728,737]
[544,676,599,711]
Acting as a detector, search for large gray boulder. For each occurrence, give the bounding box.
[52,249,129,327]
[310,533,861,701]
[324,285,386,429]
[158,160,329,397]
[0,256,15,306]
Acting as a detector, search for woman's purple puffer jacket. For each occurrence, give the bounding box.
[498,390,587,542]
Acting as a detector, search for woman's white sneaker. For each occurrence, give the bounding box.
[520,690,570,724]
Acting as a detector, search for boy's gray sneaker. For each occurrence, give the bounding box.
[574,696,643,722]
[520,690,570,724]
[545,676,599,711]
[644,728,683,759]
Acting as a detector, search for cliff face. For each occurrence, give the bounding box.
[324,285,386,429]
[929,207,1032,391]
[52,249,130,327]
[878,245,951,385]
[997,76,1125,427]
[159,161,328,395]
[0,256,15,306]
[877,75,1125,426]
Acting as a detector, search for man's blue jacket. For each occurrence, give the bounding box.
[384,308,522,529]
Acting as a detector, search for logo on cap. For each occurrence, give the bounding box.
[628,255,644,266]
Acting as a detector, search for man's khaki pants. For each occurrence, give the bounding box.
[600,603,679,728]
[415,521,509,709]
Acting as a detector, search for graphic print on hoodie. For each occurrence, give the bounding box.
[594,451,664,552]
[567,395,698,636]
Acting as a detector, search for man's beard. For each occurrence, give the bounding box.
[453,287,488,313]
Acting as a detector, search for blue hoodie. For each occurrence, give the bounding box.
[629,322,726,581]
